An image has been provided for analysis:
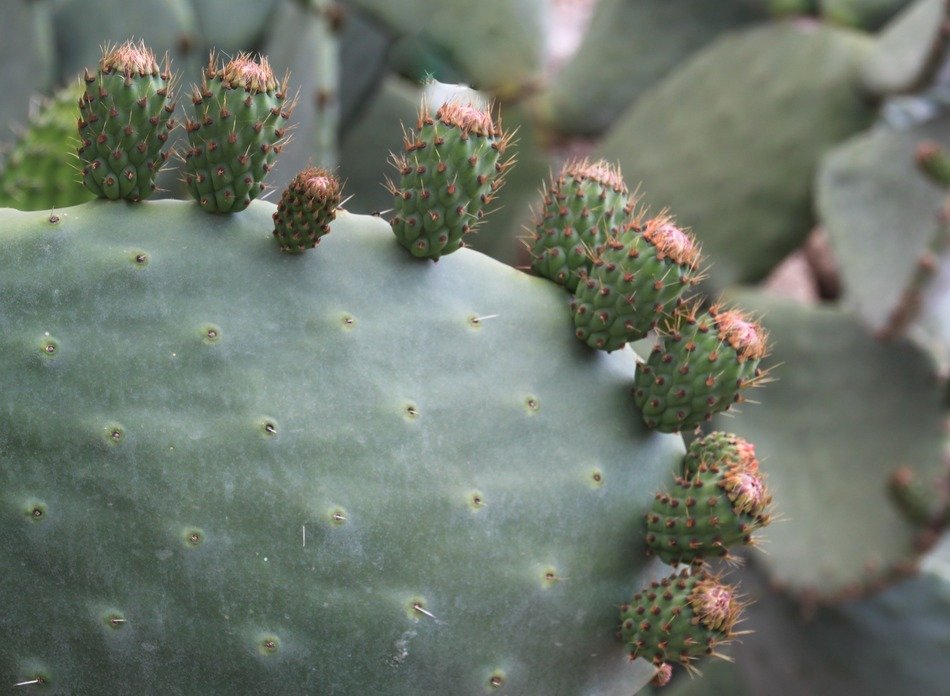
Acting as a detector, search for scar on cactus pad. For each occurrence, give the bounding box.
[634,303,770,433]
[387,100,515,260]
[77,40,176,201]
[572,213,702,352]
[527,158,636,291]
[272,167,343,252]
[183,51,295,213]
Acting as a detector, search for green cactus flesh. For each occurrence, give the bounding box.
[77,41,176,201]
[572,216,700,352]
[0,81,92,211]
[619,569,743,669]
[0,199,682,694]
[634,306,768,433]
[388,102,513,260]
[528,159,633,292]
[682,431,759,479]
[184,53,293,213]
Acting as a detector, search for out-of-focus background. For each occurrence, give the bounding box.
[2,1,948,693]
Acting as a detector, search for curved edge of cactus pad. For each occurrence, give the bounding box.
[0,199,680,695]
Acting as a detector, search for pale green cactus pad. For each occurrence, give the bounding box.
[0,199,681,694]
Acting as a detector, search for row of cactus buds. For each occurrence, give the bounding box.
[77,40,176,201]
[645,432,772,566]
[387,101,515,260]
[77,41,294,211]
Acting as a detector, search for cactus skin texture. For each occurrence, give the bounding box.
[634,305,769,432]
[645,433,772,566]
[272,167,342,252]
[183,53,294,213]
[77,41,176,201]
[0,81,92,211]
[682,431,760,479]
[388,101,514,260]
[0,199,682,694]
[528,159,634,292]
[620,569,744,673]
[572,215,701,352]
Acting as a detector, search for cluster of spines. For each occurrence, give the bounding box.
[77,40,176,201]
[620,568,746,676]
[527,159,635,291]
[272,167,342,253]
[182,52,294,213]
[387,101,514,260]
[633,304,769,433]
[645,432,772,566]
[571,213,702,352]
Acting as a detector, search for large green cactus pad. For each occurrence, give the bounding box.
[541,0,763,137]
[0,200,678,694]
[712,293,946,599]
[816,115,950,335]
[597,22,874,293]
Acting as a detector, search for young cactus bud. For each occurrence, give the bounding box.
[184,52,294,213]
[634,304,769,432]
[620,569,745,671]
[77,40,176,201]
[272,167,342,253]
[527,159,634,291]
[645,444,772,566]
[572,215,701,352]
[916,141,950,188]
[387,101,514,260]
[682,431,759,479]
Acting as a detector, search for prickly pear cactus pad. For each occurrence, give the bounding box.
[0,199,681,694]
[77,41,176,201]
[388,101,514,260]
[183,52,293,213]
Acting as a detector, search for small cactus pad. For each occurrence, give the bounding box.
[272,167,342,252]
[77,41,176,201]
[645,445,772,565]
[682,431,759,479]
[388,101,514,260]
[634,305,768,432]
[572,215,700,351]
[183,52,294,213]
[620,569,744,669]
[528,159,634,291]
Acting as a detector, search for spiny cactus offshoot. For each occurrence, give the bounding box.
[527,158,635,291]
[387,101,514,260]
[183,52,294,213]
[645,431,772,566]
[620,569,746,674]
[272,167,342,252]
[77,40,176,201]
[572,214,701,352]
[634,304,769,432]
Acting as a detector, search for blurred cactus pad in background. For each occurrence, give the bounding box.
[1,0,949,694]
